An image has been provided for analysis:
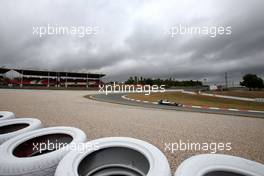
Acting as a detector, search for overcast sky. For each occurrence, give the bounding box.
[0,0,263,84]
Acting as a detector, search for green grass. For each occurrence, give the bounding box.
[127,92,264,111]
[207,90,264,98]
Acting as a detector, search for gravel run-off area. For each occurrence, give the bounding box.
[0,89,264,173]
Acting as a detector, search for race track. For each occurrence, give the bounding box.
[91,93,264,118]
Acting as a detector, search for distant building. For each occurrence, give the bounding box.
[0,67,105,88]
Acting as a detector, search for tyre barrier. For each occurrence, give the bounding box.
[0,118,42,145]
[0,126,87,176]
[0,110,263,176]
[55,137,171,176]
[174,154,264,176]
[0,111,15,121]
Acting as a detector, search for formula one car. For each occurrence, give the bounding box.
[158,100,182,106]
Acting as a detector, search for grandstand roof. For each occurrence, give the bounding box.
[0,68,105,78]
[0,68,10,74]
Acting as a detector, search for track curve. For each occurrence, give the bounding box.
[90,93,264,118]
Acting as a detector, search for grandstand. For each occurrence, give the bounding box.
[0,67,105,88]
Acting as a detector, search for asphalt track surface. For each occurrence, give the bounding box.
[91,93,264,118]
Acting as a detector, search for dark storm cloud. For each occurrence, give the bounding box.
[0,0,263,83]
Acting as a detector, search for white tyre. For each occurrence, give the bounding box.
[0,118,42,145]
[175,154,264,176]
[55,137,171,176]
[0,126,87,176]
[0,111,15,121]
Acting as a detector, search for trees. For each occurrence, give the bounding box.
[124,76,202,87]
[240,74,264,90]
[125,77,135,84]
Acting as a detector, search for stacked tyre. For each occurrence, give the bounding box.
[0,126,87,176]
[0,111,15,121]
[174,154,264,176]
[55,137,171,176]
[0,118,42,144]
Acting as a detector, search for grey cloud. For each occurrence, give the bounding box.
[0,0,263,84]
